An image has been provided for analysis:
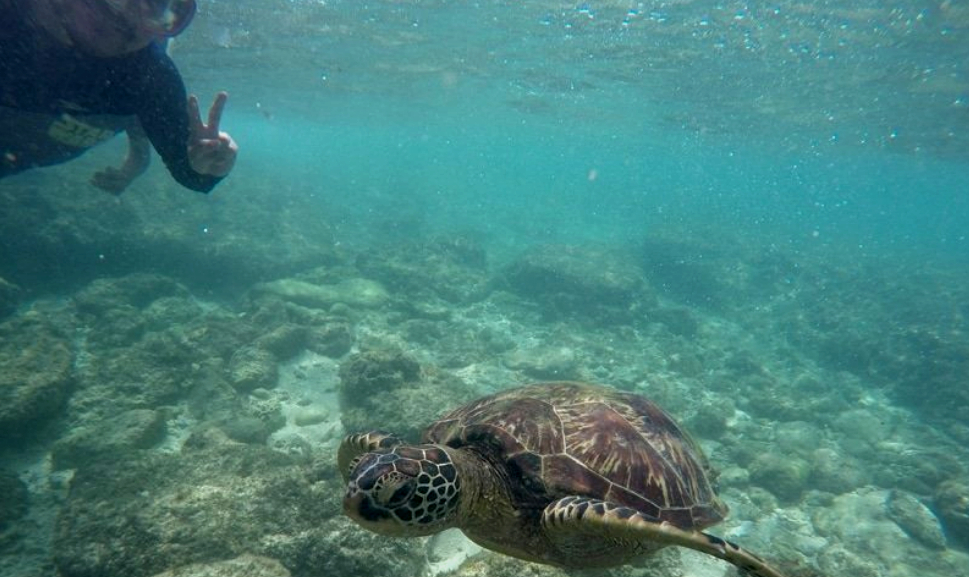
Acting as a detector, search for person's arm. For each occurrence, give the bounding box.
[89,119,151,195]
[134,47,224,193]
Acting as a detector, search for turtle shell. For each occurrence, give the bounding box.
[422,381,727,530]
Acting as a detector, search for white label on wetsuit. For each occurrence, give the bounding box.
[47,114,115,148]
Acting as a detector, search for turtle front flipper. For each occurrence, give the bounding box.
[542,497,791,577]
[337,431,402,482]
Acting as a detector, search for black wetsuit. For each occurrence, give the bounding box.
[0,3,221,192]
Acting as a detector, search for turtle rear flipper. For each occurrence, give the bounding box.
[542,497,790,577]
[337,431,402,481]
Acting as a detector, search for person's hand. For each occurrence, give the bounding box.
[187,91,237,177]
[91,123,152,195]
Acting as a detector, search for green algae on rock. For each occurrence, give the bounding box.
[0,315,74,439]
[147,554,291,577]
[53,427,423,577]
[500,244,652,324]
[51,408,167,471]
[0,276,22,319]
[749,453,811,503]
[337,349,477,441]
[886,489,947,550]
[0,469,29,530]
[935,479,969,550]
[354,235,491,304]
[228,346,279,392]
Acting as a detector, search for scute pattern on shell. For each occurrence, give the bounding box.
[422,381,727,530]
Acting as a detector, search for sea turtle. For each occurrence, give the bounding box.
[339,381,789,577]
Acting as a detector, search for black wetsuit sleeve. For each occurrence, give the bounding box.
[134,50,222,193]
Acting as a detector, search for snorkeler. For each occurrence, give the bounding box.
[0,0,237,193]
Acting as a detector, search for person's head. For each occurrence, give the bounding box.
[39,0,196,56]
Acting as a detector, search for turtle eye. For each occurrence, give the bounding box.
[387,482,415,507]
[376,473,414,506]
[346,455,364,478]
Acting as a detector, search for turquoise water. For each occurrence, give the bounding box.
[2,2,969,577]
[179,0,968,255]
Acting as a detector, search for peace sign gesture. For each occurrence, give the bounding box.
[187,91,238,177]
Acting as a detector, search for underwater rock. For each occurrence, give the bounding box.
[0,177,338,295]
[338,349,476,440]
[724,350,767,378]
[773,421,824,455]
[734,374,812,423]
[425,529,483,577]
[354,235,491,304]
[816,544,880,577]
[717,465,750,488]
[52,408,167,471]
[0,315,74,439]
[812,487,966,575]
[255,325,312,360]
[935,480,969,549]
[813,329,882,376]
[73,273,190,317]
[400,318,446,346]
[219,415,279,445]
[148,554,291,577]
[246,299,353,359]
[70,323,230,427]
[831,409,889,446]
[648,306,699,337]
[308,323,353,358]
[67,277,300,442]
[73,277,202,350]
[292,407,330,427]
[886,489,947,550]
[143,296,207,332]
[666,349,704,378]
[64,281,283,437]
[0,469,29,530]
[254,278,389,310]
[500,244,650,323]
[228,346,279,392]
[686,400,733,439]
[295,516,424,577]
[422,234,487,269]
[748,452,811,503]
[53,428,376,577]
[881,326,969,426]
[218,393,286,445]
[449,546,682,577]
[0,276,22,319]
[447,554,567,577]
[809,448,869,495]
[870,441,957,496]
[503,345,579,380]
[640,236,728,309]
[338,349,422,402]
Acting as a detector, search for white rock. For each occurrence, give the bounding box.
[425,529,483,576]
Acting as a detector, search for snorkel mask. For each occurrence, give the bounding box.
[103,0,197,37]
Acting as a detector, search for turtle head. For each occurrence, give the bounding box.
[343,443,461,536]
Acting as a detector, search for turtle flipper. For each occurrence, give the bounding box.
[542,497,790,577]
[337,431,402,482]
